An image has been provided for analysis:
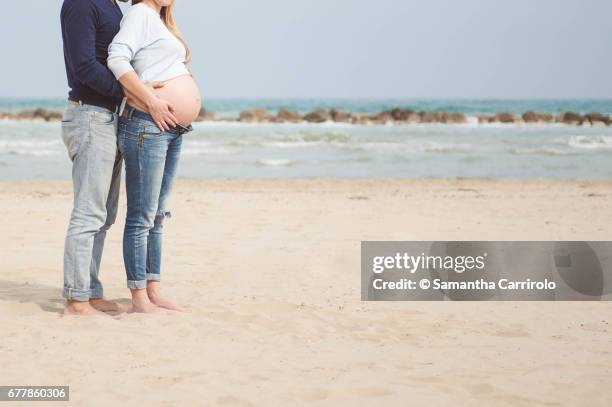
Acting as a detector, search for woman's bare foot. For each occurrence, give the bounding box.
[128,303,171,314]
[89,298,127,313]
[63,300,111,317]
[149,295,190,312]
[129,288,172,314]
[147,281,190,312]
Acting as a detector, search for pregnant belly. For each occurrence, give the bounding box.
[154,74,201,126]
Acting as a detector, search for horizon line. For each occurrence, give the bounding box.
[2,96,612,102]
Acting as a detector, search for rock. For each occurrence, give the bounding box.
[34,108,48,120]
[405,113,421,123]
[195,109,215,122]
[584,112,609,126]
[330,109,352,123]
[352,115,371,125]
[441,112,467,124]
[239,108,271,122]
[539,113,553,123]
[419,112,442,123]
[556,111,583,125]
[15,111,35,120]
[277,109,302,122]
[380,108,414,121]
[495,112,516,123]
[479,115,499,124]
[14,108,63,121]
[397,109,415,121]
[522,111,539,123]
[370,111,394,124]
[304,109,331,123]
[47,111,63,121]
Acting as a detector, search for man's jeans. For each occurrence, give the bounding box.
[118,108,187,289]
[61,103,122,301]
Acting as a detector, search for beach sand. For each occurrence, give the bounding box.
[1,179,611,406]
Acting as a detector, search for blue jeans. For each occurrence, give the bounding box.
[118,107,190,289]
[62,103,122,301]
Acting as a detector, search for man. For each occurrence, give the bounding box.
[60,0,177,316]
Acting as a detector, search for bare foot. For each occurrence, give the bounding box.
[147,281,190,312]
[128,302,172,315]
[89,298,127,313]
[149,294,190,312]
[128,288,172,314]
[63,301,111,317]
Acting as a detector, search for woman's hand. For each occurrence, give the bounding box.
[118,71,177,131]
[147,97,177,131]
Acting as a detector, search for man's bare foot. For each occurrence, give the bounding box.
[89,298,127,313]
[147,281,190,312]
[63,301,111,317]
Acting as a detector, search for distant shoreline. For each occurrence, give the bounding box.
[1,107,610,126]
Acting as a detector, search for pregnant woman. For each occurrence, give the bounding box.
[108,0,201,313]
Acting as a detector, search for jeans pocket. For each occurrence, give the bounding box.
[92,111,115,125]
[143,123,163,137]
[62,120,84,161]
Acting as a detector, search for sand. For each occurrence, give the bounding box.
[0,179,611,406]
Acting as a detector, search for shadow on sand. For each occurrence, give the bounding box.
[0,280,130,314]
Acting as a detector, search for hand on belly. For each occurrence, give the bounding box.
[154,75,202,126]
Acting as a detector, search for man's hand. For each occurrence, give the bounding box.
[147,97,178,132]
[147,81,165,91]
[117,72,176,131]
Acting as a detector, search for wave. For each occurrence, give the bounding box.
[567,135,612,150]
[0,140,62,148]
[509,148,577,157]
[210,132,353,149]
[0,140,62,156]
[3,149,59,156]
[343,141,476,155]
[262,132,351,145]
[256,159,294,167]
[423,142,475,154]
[181,141,241,155]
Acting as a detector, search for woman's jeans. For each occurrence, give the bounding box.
[118,107,191,289]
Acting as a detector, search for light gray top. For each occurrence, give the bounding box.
[107,3,189,83]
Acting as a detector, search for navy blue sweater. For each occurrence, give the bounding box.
[61,0,125,109]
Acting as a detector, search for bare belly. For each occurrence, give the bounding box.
[154,75,201,126]
[128,74,201,127]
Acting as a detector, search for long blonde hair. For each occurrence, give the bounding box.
[133,0,191,63]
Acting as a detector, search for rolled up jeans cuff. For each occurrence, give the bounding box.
[63,287,90,302]
[127,279,147,290]
[146,273,161,282]
[90,287,103,300]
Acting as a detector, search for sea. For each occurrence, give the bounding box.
[0,98,611,181]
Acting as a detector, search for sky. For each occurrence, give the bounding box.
[1,0,611,99]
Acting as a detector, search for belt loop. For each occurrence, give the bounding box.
[119,97,127,116]
[67,288,72,300]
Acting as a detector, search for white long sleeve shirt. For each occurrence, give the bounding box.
[107,3,189,83]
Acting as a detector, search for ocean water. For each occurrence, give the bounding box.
[0,99,611,181]
[2,98,612,117]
